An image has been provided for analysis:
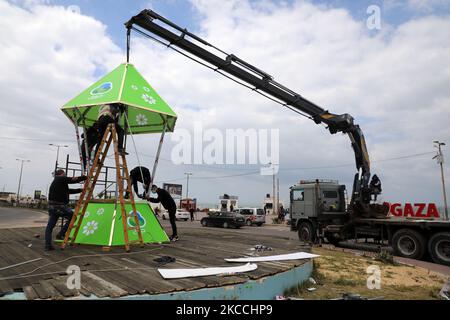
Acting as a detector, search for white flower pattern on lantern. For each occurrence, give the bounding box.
[97,208,104,215]
[131,84,138,90]
[143,86,150,92]
[82,221,98,236]
[141,93,156,105]
[136,114,148,126]
[84,211,90,218]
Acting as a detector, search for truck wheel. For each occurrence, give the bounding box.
[201,219,208,227]
[223,222,229,229]
[246,220,252,226]
[298,221,316,243]
[392,229,426,260]
[428,232,450,266]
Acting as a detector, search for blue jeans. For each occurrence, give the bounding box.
[45,205,73,248]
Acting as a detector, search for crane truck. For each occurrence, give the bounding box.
[125,10,450,266]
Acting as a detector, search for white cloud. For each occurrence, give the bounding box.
[0,0,449,209]
[384,0,450,12]
[0,0,122,194]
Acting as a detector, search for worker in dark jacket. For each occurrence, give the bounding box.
[147,185,178,241]
[125,166,151,199]
[81,122,100,170]
[45,170,87,251]
[96,103,126,155]
[370,174,382,201]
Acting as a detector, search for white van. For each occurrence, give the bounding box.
[235,208,266,226]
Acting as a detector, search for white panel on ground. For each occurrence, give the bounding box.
[158,263,257,279]
[225,252,320,263]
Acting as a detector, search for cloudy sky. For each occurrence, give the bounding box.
[0,0,449,209]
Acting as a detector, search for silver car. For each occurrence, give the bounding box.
[235,208,266,226]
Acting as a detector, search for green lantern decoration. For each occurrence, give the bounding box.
[60,63,177,246]
[61,63,177,133]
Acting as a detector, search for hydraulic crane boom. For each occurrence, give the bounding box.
[126,10,375,214]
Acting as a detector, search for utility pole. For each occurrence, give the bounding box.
[269,162,276,216]
[277,177,280,217]
[433,141,448,220]
[49,144,69,174]
[16,158,31,202]
[185,172,193,199]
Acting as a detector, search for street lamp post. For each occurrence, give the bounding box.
[433,141,448,221]
[49,144,69,174]
[185,172,193,199]
[16,158,31,203]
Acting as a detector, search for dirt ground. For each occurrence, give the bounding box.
[286,247,449,300]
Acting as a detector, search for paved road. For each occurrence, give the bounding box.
[0,206,48,229]
[159,216,296,240]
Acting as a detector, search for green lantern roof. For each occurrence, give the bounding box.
[61,63,177,134]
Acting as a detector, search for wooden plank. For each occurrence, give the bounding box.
[79,272,111,298]
[38,280,64,300]
[89,271,139,296]
[48,277,80,298]
[23,285,39,300]
[0,280,14,297]
[31,282,51,299]
[83,272,128,298]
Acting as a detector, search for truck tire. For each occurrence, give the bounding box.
[392,229,426,260]
[428,232,450,266]
[201,219,208,227]
[223,221,229,229]
[246,220,252,226]
[298,221,316,243]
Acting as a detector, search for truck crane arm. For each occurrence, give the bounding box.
[126,10,374,213]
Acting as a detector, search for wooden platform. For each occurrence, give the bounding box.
[0,226,311,300]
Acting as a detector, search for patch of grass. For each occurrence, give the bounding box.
[375,249,396,265]
[288,247,448,300]
[333,277,365,286]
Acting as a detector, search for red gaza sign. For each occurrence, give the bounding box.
[387,203,440,218]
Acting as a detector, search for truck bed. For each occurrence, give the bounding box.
[354,217,450,227]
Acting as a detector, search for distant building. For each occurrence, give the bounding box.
[219,194,238,211]
[0,192,16,203]
[180,198,197,211]
[263,193,283,216]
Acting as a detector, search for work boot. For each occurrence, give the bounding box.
[56,234,71,241]
[169,235,179,242]
[118,149,129,156]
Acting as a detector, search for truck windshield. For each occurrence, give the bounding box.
[293,189,304,201]
[257,209,264,215]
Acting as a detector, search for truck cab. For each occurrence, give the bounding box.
[290,179,349,244]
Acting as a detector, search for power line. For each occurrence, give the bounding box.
[131,27,317,122]
[153,151,437,182]
[0,136,73,143]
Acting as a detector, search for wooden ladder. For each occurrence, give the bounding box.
[61,124,144,252]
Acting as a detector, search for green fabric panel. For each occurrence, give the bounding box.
[61,63,177,134]
[70,201,169,246]
[62,64,124,108]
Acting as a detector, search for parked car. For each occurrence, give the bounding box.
[162,209,190,221]
[201,211,246,229]
[235,208,266,226]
